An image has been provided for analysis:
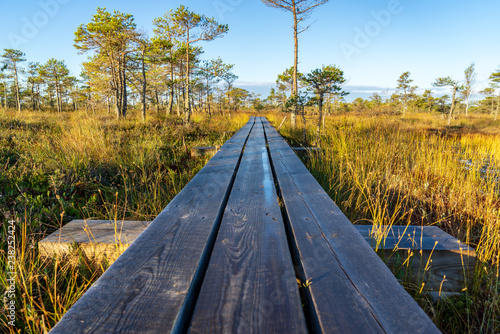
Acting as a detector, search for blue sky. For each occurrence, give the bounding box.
[1,0,499,100]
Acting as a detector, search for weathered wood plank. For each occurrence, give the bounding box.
[39,220,152,264]
[50,117,256,334]
[191,146,218,158]
[40,220,151,245]
[354,225,476,292]
[354,225,476,253]
[292,147,321,160]
[262,118,440,334]
[189,118,307,333]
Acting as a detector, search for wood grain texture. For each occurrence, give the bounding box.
[383,249,475,292]
[354,225,476,292]
[354,225,476,253]
[40,220,151,245]
[39,220,152,264]
[50,118,255,334]
[191,146,218,158]
[38,220,151,264]
[189,118,307,334]
[262,118,440,334]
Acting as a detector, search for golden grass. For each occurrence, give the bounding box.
[267,111,500,333]
[0,109,248,333]
[2,108,498,333]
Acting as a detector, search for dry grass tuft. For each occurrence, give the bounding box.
[268,111,500,333]
[0,110,247,333]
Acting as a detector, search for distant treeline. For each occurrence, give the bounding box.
[1,6,499,123]
[269,66,500,123]
[0,6,255,121]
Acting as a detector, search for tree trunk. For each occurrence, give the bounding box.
[317,94,324,143]
[191,95,197,113]
[301,106,307,144]
[14,64,21,112]
[36,84,41,111]
[184,30,191,124]
[115,61,122,119]
[115,89,121,119]
[155,89,160,114]
[449,88,457,126]
[465,97,470,117]
[4,84,7,110]
[121,56,128,118]
[31,82,35,111]
[206,79,211,115]
[55,77,62,113]
[198,90,203,113]
[402,89,407,117]
[167,65,174,116]
[141,49,147,122]
[176,88,181,117]
[496,95,500,121]
[58,85,62,112]
[291,5,298,128]
[226,86,231,118]
[122,74,128,118]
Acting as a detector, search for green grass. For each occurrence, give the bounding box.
[2,108,499,333]
[0,109,248,333]
[269,111,500,333]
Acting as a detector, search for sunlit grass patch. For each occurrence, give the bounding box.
[270,111,500,333]
[0,110,246,332]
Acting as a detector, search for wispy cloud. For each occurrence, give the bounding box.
[232,82,488,101]
[235,80,275,87]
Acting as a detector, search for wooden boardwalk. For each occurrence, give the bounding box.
[50,117,440,333]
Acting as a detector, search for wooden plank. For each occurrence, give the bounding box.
[292,147,321,160]
[354,225,476,253]
[354,225,476,292]
[381,249,475,292]
[262,118,440,334]
[50,117,256,334]
[40,220,151,245]
[39,220,152,264]
[189,118,307,333]
[192,146,218,158]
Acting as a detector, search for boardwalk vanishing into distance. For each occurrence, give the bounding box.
[50,117,440,333]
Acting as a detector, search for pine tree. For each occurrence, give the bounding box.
[262,0,329,127]
[1,49,26,112]
[75,8,140,118]
[433,76,462,125]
